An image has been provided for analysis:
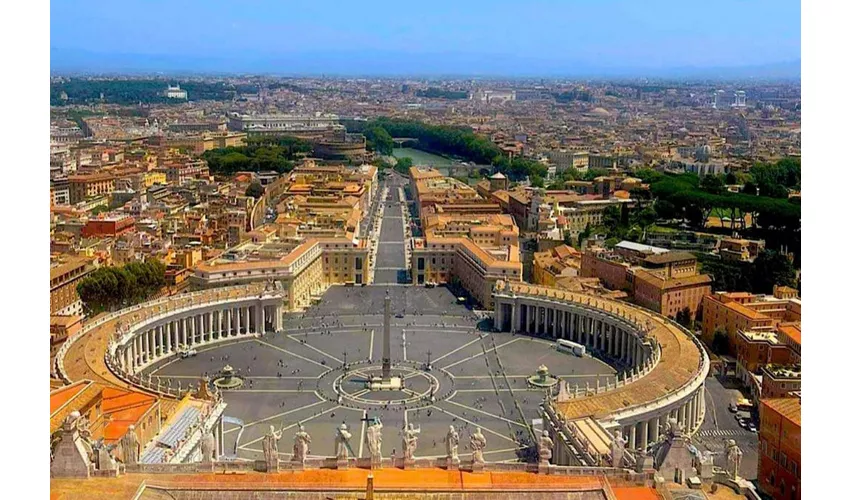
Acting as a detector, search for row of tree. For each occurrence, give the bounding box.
[50,78,261,106]
[644,170,800,233]
[345,117,554,185]
[77,260,167,314]
[698,251,797,295]
[201,136,313,175]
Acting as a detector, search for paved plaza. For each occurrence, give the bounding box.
[143,285,616,464]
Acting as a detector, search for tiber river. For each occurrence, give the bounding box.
[392,147,455,174]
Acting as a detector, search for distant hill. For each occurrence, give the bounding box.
[50,47,800,81]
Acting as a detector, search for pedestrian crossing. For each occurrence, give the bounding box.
[696,428,753,438]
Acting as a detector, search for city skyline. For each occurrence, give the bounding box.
[51,0,801,78]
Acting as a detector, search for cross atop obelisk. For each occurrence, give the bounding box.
[382,291,392,378]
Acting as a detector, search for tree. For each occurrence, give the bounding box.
[655,199,678,219]
[711,330,731,355]
[675,307,693,329]
[394,157,414,175]
[700,174,725,195]
[725,172,738,185]
[363,125,394,155]
[77,259,166,314]
[246,181,265,199]
[752,250,796,294]
[742,182,758,195]
[635,207,658,228]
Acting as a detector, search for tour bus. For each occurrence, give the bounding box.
[557,339,586,357]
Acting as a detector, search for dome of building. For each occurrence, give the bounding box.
[491,172,506,179]
[589,107,611,116]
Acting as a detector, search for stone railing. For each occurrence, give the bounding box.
[501,293,663,397]
[603,303,710,426]
[495,284,709,434]
[55,283,282,388]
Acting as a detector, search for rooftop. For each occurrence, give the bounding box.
[51,469,661,499]
[761,397,801,426]
[615,241,669,255]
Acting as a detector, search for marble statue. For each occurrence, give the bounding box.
[292,424,311,464]
[262,425,282,470]
[336,424,353,460]
[402,422,420,460]
[611,429,627,467]
[538,430,554,465]
[201,428,215,463]
[366,419,383,461]
[726,439,743,479]
[120,425,140,465]
[446,425,459,461]
[93,439,118,471]
[470,427,487,464]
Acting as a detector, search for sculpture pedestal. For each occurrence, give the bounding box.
[289,460,305,471]
[265,458,279,473]
[370,457,382,470]
[470,460,485,473]
[403,458,416,470]
[335,458,350,470]
[538,461,552,475]
[445,457,459,470]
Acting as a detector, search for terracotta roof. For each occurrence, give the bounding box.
[50,380,92,415]
[761,397,801,426]
[101,387,158,442]
[51,469,659,498]
[633,269,712,290]
[778,324,801,345]
[642,251,696,265]
[723,300,769,321]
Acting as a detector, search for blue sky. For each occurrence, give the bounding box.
[51,0,801,74]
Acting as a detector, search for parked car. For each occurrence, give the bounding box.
[738,418,750,429]
[748,423,757,433]
[728,403,738,413]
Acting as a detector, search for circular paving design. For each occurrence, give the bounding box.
[141,286,617,463]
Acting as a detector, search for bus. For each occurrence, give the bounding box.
[557,339,586,357]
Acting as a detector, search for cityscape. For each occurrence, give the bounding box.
[48,2,802,500]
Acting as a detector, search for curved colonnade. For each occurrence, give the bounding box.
[56,283,286,397]
[492,280,710,457]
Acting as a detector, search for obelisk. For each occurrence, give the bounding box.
[382,291,392,378]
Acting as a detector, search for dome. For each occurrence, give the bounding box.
[491,172,506,179]
[589,107,611,116]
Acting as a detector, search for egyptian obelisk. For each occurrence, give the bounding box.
[382,291,392,378]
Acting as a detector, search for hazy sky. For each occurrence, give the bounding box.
[51,0,800,71]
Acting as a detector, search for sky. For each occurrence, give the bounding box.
[50,0,801,76]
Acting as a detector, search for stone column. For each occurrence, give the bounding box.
[525,305,532,333]
[639,420,648,452]
[260,305,266,335]
[236,308,242,335]
[648,417,659,445]
[628,425,637,451]
[677,405,685,427]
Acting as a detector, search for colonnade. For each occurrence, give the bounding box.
[493,291,708,458]
[495,299,651,369]
[119,300,281,374]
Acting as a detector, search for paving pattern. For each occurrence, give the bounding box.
[142,286,616,464]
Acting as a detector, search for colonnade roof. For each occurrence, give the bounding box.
[60,284,271,395]
[494,281,704,421]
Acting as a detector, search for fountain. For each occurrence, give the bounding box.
[212,365,244,389]
[527,364,558,388]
